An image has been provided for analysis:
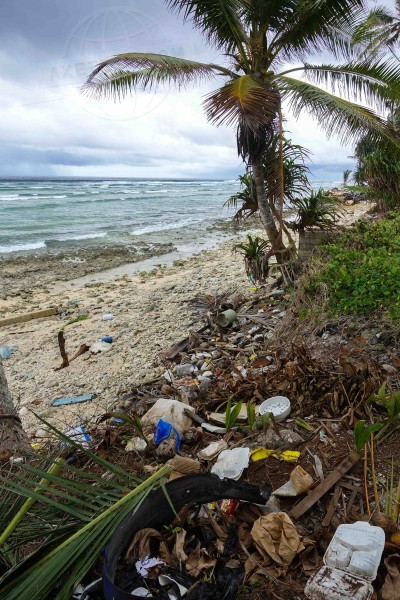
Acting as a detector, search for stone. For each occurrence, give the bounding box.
[278,429,304,448]
[175,364,195,377]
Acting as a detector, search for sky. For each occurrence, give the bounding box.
[0,0,394,180]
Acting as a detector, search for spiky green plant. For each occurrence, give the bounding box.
[233,234,271,282]
[291,188,342,232]
[343,169,352,185]
[0,418,170,600]
[225,398,243,433]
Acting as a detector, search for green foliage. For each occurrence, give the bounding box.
[0,419,169,600]
[310,213,400,318]
[233,235,270,283]
[61,314,88,330]
[225,398,243,433]
[99,411,153,447]
[369,383,400,440]
[225,173,258,221]
[246,403,257,431]
[343,169,352,185]
[292,188,341,232]
[354,420,382,453]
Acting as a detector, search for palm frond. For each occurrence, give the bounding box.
[269,0,365,62]
[278,75,396,146]
[296,60,400,109]
[84,53,225,99]
[166,0,248,55]
[204,75,280,129]
[0,466,169,600]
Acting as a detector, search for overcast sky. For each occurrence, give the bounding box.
[0,0,394,180]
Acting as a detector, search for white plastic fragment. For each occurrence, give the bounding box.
[141,399,194,434]
[198,439,228,461]
[89,341,112,354]
[135,556,164,577]
[211,447,250,480]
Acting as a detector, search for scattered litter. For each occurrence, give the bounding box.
[201,423,226,434]
[169,456,201,479]
[198,440,228,461]
[101,336,113,344]
[142,399,194,435]
[273,465,314,497]
[63,425,91,449]
[126,437,148,452]
[258,396,291,421]
[215,309,237,327]
[130,587,153,598]
[251,448,300,462]
[102,314,115,321]
[251,512,305,566]
[51,393,96,407]
[305,521,385,600]
[0,346,12,359]
[135,556,165,577]
[158,575,187,600]
[154,419,181,452]
[89,341,112,354]
[211,447,250,480]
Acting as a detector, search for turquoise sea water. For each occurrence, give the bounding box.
[0,177,338,256]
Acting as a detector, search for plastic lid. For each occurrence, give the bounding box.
[324,521,385,582]
[258,396,291,421]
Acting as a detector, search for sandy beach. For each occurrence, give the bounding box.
[0,203,369,439]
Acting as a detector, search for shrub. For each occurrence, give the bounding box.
[309,213,400,318]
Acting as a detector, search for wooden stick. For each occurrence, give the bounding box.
[0,307,58,328]
[289,451,360,520]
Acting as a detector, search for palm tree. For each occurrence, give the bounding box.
[0,360,29,458]
[353,3,400,62]
[84,0,400,257]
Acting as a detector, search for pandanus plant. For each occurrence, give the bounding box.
[84,0,400,259]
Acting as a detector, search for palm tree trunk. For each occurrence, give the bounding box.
[0,359,29,459]
[252,156,280,242]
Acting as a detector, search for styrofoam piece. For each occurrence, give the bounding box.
[211,447,250,480]
[305,565,373,600]
[258,396,291,421]
[209,404,247,425]
[324,521,385,581]
[198,439,228,461]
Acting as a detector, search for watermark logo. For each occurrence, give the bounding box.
[46,6,189,121]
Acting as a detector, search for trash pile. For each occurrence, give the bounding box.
[52,288,400,598]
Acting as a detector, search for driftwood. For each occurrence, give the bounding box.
[289,451,360,520]
[0,307,58,328]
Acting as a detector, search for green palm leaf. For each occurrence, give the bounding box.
[204,74,279,129]
[83,53,226,99]
[278,75,393,146]
[167,0,248,55]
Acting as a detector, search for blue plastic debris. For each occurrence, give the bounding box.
[63,425,92,448]
[154,419,181,451]
[52,394,96,407]
[101,336,113,344]
[0,346,12,360]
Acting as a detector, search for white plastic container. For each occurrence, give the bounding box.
[324,521,385,581]
[305,565,374,600]
[211,448,250,480]
[305,521,385,600]
[258,396,291,421]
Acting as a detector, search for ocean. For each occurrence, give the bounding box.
[0,177,338,257]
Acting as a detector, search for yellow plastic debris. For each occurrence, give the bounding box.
[250,448,300,463]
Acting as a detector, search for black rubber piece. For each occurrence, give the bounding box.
[103,474,267,600]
